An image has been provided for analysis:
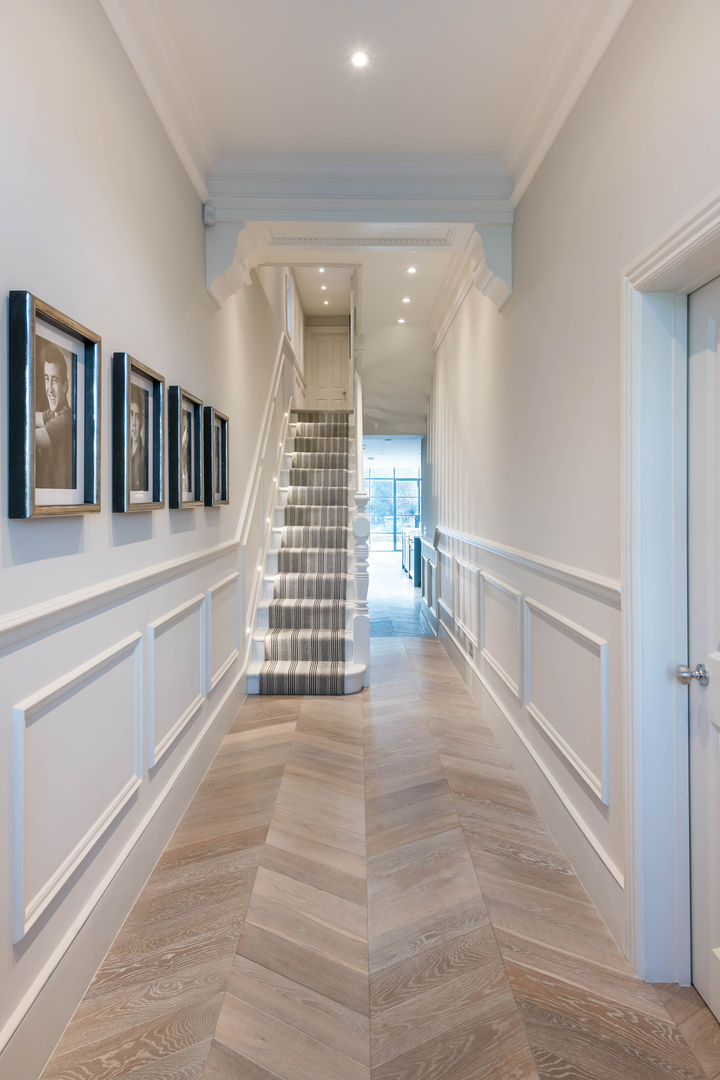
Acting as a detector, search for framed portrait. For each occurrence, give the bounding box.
[168,386,203,509]
[112,353,164,513]
[8,291,100,518]
[203,406,229,507]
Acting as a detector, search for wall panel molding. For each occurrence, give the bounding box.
[480,571,523,700]
[439,618,623,888]
[206,572,241,692]
[0,540,237,655]
[524,598,609,804]
[438,525,621,607]
[12,633,143,942]
[146,595,206,767]
[0,668,242,1060]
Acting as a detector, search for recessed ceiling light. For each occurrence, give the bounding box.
[407,266,417,274]
[321,285,327,291]
[318,267,325,273]
[402,297,410,303]
[398,318,405,324]
[351,51,369,68]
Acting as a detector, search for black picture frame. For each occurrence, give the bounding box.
[8,291,101,519]
[112,353,165,513]
[203,406,229,507]
[168,386,203,509]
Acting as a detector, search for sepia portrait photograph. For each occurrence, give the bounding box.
[203,405,229,507]
[34,331,77,494]
[129,383,149,494]
[168,385,202,509]
[181,401,193,500]
[111,352,164,513]
[8,291,100,518]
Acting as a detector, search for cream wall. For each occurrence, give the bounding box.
[424,0,720,948]
[0,2,287,1074]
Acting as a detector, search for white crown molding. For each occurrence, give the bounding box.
[211,152,510,182]
[206,153,513,224]
[509,0,634,206]
[266,229,459,248]
[98,0,212,202]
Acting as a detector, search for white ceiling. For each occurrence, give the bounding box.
[294,265,353,318]
[104,0,632,196]
[99,0,634,432]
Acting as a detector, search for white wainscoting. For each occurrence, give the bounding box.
[420,526,623,896]
[11,633,143,943]
[524,598,609,804]
[480,571,522,699]
[146,594,207,768]
[454,558,480,648]
[206,572,241,693]
[0,330,309,1073]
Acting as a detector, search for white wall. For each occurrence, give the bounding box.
[256,265,305,379]
[424,0,720,951]
[361,323,432,435]
[0,2,288,1074]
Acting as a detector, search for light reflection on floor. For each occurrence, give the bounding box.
[368,551,432,638]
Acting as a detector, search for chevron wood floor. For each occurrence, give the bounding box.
[41,609,720,1077]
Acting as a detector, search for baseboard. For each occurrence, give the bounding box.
[0,675,245,1080]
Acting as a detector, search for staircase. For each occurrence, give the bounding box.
[247,409,367,695]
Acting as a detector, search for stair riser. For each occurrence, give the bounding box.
[251,631,352,662]
[266,552,350,574]
[256,602,351,630]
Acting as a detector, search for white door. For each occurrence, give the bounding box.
[688,274,720,1020]
[305,330,349,409]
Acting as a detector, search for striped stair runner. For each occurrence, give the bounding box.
[247,409,365,695]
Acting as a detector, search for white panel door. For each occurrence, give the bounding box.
[689,274,720,1020]
[305,330,349,409]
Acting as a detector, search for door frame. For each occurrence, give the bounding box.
[624,185,720,981]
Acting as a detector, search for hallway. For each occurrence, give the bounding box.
[41,610,720,1078]
[368,552,432,639]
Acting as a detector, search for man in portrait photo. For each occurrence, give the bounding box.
[214,422,221,497]
[181,408,191,496]
[35,336,73,489]
[129,384,148,491]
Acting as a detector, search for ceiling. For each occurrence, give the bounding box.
[293,265,352,318]
[103,0,632,198]
[99,0,634,432]
[363,436,422,474]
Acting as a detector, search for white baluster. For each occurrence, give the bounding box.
[353,491,371,686]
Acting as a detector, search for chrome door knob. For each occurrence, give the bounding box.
[675,663,710,687]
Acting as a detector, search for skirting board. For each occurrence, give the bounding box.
[0,675,245,1080]
[436,618,626,954]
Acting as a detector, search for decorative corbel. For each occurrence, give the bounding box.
[467,223,513,310]
[204,216,262,307]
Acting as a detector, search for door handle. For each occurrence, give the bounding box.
[675,663,710,687]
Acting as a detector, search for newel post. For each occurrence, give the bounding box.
[353,492,371,686]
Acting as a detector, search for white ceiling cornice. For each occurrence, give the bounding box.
[97,0,213,202]
[508,0,635,205]
[206,154,513,224]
